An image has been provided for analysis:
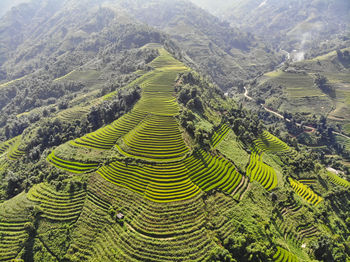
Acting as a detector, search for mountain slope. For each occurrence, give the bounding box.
[0,41,349,261]
[247,47,350,134]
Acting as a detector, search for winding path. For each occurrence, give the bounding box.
[333,131,350,140]
[243,86,253,101]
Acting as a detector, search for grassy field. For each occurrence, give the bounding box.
[216,130,249,172]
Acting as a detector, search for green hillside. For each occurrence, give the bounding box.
[0,43,349,261]
[249,48,350,135]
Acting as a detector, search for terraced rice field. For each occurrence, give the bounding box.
[296,223,319,242]
[245,131,292,191]
[297,178,317,186]
[0,136,26,160]
[98,149,243,202]
[61,174,215,261]
[98,160,201,202]
[211,124,230,148]
[209,193,240,240]
[0,139,13,155]
[118,114,189,161]
[49,47,247,204]
[27,183,86,222]
[273,246,299,262]
[276,219,299,245]
[71,109,148,149]
[326,171,350,188]
[255,131,293,154]
[58,106,90,122]
[289,178,323,206]
[0,193,33,261]
[262,70,332,115]
[47,152,100,174]
[264,70,318,98]
[274,192,320,249]
[279,199,301,217]
[246,150,277,191]
[67,48,187,161]
[41,46,258,260]
[64,177,111,261]
[184,150,243,194]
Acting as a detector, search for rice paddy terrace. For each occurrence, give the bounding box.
[0,46,342,261]
[246,131,295,191]
[289,178,323,206]
[48,47,248,204]
[0,136,26,162]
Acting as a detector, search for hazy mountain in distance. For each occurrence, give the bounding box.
[190,0,350,58]
[0,0,30,17]
[117,0,280,89]
[0,0,280,90]
[189,0,230,16]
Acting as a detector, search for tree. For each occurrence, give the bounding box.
[337,49,343,60]
[314,74,335,98]
[312,236,334,261]
[314,74,327,88]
